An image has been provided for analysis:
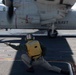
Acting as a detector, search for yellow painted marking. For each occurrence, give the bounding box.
[0,58,21,61]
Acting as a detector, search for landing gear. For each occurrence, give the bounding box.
[48,23,58,38]
[48,29,58,38]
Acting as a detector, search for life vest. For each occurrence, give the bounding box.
[26,40,42,59]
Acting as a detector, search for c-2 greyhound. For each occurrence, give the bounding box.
[1,0,76,37]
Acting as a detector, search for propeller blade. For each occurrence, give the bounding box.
[60,0,63,4]
[7,0,14,22]
[2,0,5,5]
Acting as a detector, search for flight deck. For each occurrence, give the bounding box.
[0,61,73,75]
[0,29,76,75]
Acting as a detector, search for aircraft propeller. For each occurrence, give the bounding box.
[2,0,5,5]
[2,0,14,22]
[7,0,14,22]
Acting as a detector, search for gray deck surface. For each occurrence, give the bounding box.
[0,61,70,75]
[0,30,76,75]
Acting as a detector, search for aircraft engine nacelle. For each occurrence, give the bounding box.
[25,15,40,24]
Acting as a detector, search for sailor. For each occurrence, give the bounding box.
[21,33,69,74]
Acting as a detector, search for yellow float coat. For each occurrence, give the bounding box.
[26,40,42,59]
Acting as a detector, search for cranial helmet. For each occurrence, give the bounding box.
[26,33,34,40]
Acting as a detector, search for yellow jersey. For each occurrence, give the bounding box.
[26,40,42,59]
